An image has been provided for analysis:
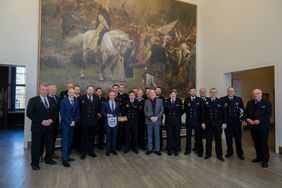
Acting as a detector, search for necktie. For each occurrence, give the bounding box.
[70,100,74,107]
[44,98,49,108]
[229,97,233,101]
[53,96,57,104]
[111,101,114,111]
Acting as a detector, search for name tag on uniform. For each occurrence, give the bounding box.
[261,106,266,108]
[217,104,221,107]
[107,117,117,127]
[176,104,180,106]
[235,102,239,106]
[196,103,200,105]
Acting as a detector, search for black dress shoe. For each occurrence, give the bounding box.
[204,155,210,159]
[261,162,268,168]
[62,161,71,167]
[31,165,40,171]
[155,151,162,156]
[124,150,129,154]
[217,157,225,161]
[89,152,97,158]
[174,152,179,156]
[111,150,117,155]
[146,150,152,155]
[168,151,173,156]
[80,155,86,160]
[106,151,110,156]
[133,150,139,154]
[225,153,233,158]
[252,158,262,163]
[198,154,203,158]
[45,160,57,165]
[238,155,245,160]
[184,151,191,155]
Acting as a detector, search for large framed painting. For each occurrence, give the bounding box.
[39,0,197,97]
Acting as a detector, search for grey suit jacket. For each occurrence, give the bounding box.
[144,98,164,125]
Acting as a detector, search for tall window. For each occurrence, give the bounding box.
[15,67,26,110]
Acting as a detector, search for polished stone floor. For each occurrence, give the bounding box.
[0,129,281,188]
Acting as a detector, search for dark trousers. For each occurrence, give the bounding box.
[124,121,138,151]
[31,130,53,166]
[117,122,125,150]
[250,128,269,162]
[98,118,105,148]
[106,124,118,152]
[80,124,97,155]
[224,122,243,156]
[205,125,223,158]
[71,123,80,152]
[160,124,164,150]
[52,124,59,153]
[138,117,146,149]
[167,125,181,154]
[185,124,203,155]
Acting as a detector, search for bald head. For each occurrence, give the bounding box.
[252,89,262,101]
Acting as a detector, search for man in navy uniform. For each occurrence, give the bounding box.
[79,85,101,159]
[60,88,79,167]
[245,89,272,168]
[96,87,107,149]
[164,90,183,156]
[116,84,129,150]
[124,91,140,153]
[184,87,204,157]
[136,88,146,150]
[144,89,164,156]
[221,87,245,160]
[202,88,226,161]
[101,91,121,156]
[27,84,58,170]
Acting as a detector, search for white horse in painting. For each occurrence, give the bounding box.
[73,29,132,80]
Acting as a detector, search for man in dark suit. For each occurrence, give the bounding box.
[144,89,164,156]
[124,91,140,153]
[101,91,121,156]
[60,88,80,167]
[59,82,74,100]
[27,84,58,171]
[202,88,226,161]
[96,87,107,149]
[245,89,272,168]
[164,90,183,156]
[184,87,204,157]
[136,88,146,150]
[221,87,245,160]
[48,85,60,159]
[79,85,101,159]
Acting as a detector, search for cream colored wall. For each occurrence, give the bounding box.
[232,67,275,123]
[200,0,282,152]
[0,0,39,148]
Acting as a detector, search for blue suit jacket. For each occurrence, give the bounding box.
[101,100,121,118]
[60,98,80,126]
